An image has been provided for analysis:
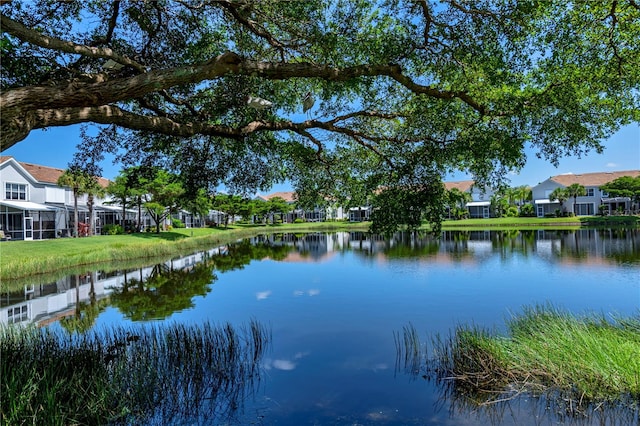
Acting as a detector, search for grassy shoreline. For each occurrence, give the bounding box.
[1,216,637,284]
[397,305,640,415]
[0,222,368,284]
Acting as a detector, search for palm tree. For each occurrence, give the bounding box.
[106,175,131,230]
[490,193,509,217]
[549,187,569,216]
[515,185,532,213]
[84,176,105,236]
[566,183,587,216]
[57,168,89,237]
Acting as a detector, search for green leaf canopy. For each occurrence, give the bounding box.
[2,1,638,229]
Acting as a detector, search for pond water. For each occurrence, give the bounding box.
[3,229,639,425]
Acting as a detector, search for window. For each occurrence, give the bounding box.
[8,305,28,324]
[5,183,26,200]
[585,188,595,197]
[575,203,595,216]
[601,190,609,197]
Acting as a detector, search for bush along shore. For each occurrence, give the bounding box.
[0,320,269,425]
[396,304,640,420]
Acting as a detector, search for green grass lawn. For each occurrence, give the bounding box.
[441,215,639,227]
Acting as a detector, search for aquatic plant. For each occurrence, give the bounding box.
[395,305,640,421]
[1,320,269,425]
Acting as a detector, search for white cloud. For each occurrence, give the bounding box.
[308,289,320,296]
[256,290,272,300]
[272,359,296,370]
[606,162,618,168]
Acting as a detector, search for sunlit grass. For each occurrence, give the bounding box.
[396,305,640,415]
[431,305,640,402]
[1,320,269,425]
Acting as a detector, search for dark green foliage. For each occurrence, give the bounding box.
[102,223,124,235]
[171,218,185,228]
[371,184,446,235]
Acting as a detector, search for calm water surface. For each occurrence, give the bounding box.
[4,229,639,425]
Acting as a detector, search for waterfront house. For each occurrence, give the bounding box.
[531,170,640,217]
[444,180,495,218]
[0,156,132,239]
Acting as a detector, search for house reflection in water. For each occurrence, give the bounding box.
[0,246,227,327]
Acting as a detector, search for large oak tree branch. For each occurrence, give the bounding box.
[0,14,146,73]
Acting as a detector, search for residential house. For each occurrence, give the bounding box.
[531,170,640,217]
[444,180,495,218]
[0,156,132,240]
[255,191,348,222]
[254,191,301,223]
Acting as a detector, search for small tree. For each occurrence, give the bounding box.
[266,197,292,224]
[144,169,184,233]
[490,193,509,218]
[106,175,131,230]
[515,185,532,213]
[446,188,471,220]
[180,189,213,228]
[84,176,105,236]
[212,195,251,227]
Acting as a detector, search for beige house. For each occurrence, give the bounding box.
[531,170,640,217]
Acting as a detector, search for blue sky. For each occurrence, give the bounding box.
[3,123,639,192]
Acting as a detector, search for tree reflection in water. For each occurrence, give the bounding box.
[108,241,293,321]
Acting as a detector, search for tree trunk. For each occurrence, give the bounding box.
[73,189,79,238]
[88,194,94,236]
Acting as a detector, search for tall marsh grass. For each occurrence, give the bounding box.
[1,320,269,425]
[396,305,640,421]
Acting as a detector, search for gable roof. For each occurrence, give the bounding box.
[1,156,110,188]
[550,170,640,187]
[443,180,474,192]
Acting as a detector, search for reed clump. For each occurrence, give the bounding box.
[1,320,269,425]
[429,305,640,404]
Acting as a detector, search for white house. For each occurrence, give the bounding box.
[531,170,640,217]
[0,156,131,240]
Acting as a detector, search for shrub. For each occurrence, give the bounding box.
[102,224,123,235]
[506,206,519,217]
[519,204,535,217]
[294,218,305,223]
[171,218,185,228]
